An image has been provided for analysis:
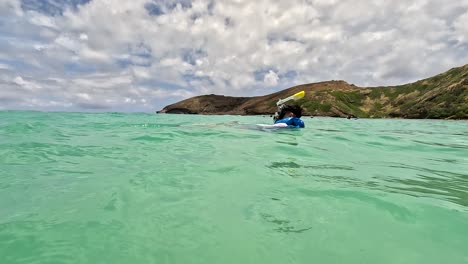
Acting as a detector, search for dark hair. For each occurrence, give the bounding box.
[279,104,303,119]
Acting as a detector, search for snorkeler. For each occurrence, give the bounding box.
[273,104,305,128]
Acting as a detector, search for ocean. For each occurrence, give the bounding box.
[0,111,467,264]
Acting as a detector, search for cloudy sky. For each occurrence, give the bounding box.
[1,0,467,112]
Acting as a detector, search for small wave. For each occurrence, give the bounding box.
[130,135,173,142]
[413,140,468,149]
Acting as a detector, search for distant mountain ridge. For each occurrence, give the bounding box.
[158,64,468,119]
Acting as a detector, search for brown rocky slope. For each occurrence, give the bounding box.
[158,64,468,119]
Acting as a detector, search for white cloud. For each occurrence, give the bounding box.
[0,0,22,16]
[13,76,42,90]
[79,33,88,40]
[264,70,279,86]
[28,12,58,29]
[0,63,11,70]
[454,11,468,43]
[0,0,467,111]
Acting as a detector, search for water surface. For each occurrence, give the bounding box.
[1,111,467,264]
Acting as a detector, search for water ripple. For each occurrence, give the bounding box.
[1,112,468,263]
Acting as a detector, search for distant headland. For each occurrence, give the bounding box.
[158,64,468,119]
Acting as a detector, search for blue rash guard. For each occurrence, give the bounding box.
[274,117,305,128]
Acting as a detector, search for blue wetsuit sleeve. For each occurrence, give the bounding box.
[295,118,305,128]
[275,117,304,128]
[291,118,304,128]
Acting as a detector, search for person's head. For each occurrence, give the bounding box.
[279,104,303,119]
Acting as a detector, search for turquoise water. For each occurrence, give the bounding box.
[1,111,467,264]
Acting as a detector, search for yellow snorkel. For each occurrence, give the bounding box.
[273,91,305,122]
[276,91,305,106]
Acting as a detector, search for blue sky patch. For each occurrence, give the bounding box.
[181,49,206,66]
[144,2,164,16]
[280,70,298,80]
[21,0,92,16]
[65,62,97,74]
[0,58,39,72]
[145,0,193,16]
[182,73,214,86]
[254,68,278,82]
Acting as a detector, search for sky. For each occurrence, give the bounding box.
[0,0,467,112]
